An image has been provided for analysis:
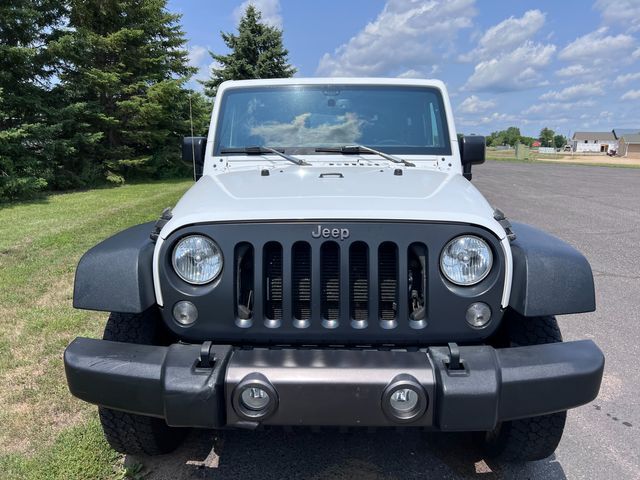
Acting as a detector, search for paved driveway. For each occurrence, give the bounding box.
[136,161,640,479]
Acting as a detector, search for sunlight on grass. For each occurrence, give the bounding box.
[0,180,191,478]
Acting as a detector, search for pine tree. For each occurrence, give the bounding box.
[52,0,206,185]
[202,5,296,98]
[0,1,66,200]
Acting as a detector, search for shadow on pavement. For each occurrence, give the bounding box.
[126,428,567,479]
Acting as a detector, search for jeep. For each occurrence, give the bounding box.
[64,78,604,462]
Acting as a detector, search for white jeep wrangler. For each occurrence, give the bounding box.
[65,78,604,462]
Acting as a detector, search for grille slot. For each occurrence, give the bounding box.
[320,242,340,325]
[378,242,398,325]
[235,243,254,327]
[349,242,369,322]
[408,243,427,328]
[264,242,283,325]
[292,242,311,324]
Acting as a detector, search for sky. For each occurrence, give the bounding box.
[168,0,640,137]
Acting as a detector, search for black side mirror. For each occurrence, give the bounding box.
[459,135,486,180]
[182,136,207,180]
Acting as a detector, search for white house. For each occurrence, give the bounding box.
[571,132,617,153]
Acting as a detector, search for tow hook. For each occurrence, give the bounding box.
[198,341,215,368]
[445,342,467,375]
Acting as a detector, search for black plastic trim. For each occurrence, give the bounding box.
[64,337,603,430]
[73,222,157,313]
[157,222,506,345]
[509,222,596,316]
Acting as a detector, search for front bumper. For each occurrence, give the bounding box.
[64,338,604,431]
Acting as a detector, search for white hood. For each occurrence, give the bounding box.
[160,165,506,240]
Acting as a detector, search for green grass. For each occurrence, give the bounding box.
[0,179,191,479]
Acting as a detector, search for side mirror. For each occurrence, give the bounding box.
[459,135,486,180]
[182,136,207,181]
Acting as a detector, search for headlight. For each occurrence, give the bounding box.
[172,235,223,284]
[440,235,493,286]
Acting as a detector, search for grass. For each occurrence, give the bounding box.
[486,148,640,169]
[0,179,191,479]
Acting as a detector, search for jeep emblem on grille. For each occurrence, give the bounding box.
[311,225,350,241]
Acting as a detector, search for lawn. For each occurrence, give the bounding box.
[0,179,192,479]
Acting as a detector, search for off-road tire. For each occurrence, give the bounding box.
[98,309,187,456]
[476,312,567,462]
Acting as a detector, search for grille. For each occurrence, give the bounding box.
[235,240,427,329]
[292,242,311,322]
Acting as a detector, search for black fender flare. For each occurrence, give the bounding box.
[508,222,595,317]
[73,222,156,313]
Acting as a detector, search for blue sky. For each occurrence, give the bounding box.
[168,0,640,137]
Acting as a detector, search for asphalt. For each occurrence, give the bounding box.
[135,161,640,479]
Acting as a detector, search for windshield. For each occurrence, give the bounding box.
[214,85,452,156]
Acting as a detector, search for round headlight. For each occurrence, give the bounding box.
[172,235,223,285]
[440,235,493,286]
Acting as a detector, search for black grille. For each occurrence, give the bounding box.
[264,242,283,321]
[292,242,311,321]
[378,242,398,321]
[321,242,340,321]
[349,242,369,321]
[235,239,427,329]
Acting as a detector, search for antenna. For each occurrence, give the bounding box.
[189,93,196,180]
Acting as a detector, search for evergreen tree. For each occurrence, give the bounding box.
[51,0,205,185]
[0,1,66,200]
[202,5,296,98]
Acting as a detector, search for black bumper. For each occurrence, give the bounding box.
[64,338,604,431]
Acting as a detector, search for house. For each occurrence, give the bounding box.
[617,134,640,158]
[571,131,617,153]
[531,140,541,147]
[612,128,640,139]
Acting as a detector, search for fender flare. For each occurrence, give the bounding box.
[508,222,595,317]
[73,222,156,313]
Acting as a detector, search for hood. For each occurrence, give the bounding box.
[160,166,506,239]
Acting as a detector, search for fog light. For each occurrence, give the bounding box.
[382,374,428,423]
[465,302,492,328]
[233,373,278,420]
[173,301,198,325]
[240,387,270,411]
[389,388,419,413]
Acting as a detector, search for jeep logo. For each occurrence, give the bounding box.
[311,225,350,241]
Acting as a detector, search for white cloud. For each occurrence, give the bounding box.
[458,95,495,113]
[523,100,596,115]
[464,41,556,92]
[459,10,545,61]
[633,47,640,60]
[558,27,636,62]
[555,64,595,77]
[316,0,476,77]
[614,72,640,85]
[188,45,208,67]
[594,0,640,32]
[234,0,283,28]
[621,90,640,100]
[539,82,605,101]
[477,112,517,125]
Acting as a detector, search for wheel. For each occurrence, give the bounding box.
[98,309,187,455]
[476,312,567,462]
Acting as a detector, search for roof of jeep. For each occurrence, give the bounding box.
[217,77,447,90]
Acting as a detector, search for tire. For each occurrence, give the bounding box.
[476,312,567,462]
[98,309,187,456]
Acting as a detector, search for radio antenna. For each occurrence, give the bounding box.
[189,93,196,180]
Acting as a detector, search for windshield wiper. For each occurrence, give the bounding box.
[315,145,415,167]
[220,146,309,166]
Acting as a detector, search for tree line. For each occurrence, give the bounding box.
[0,2,294,202]
[485,126,567,149]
